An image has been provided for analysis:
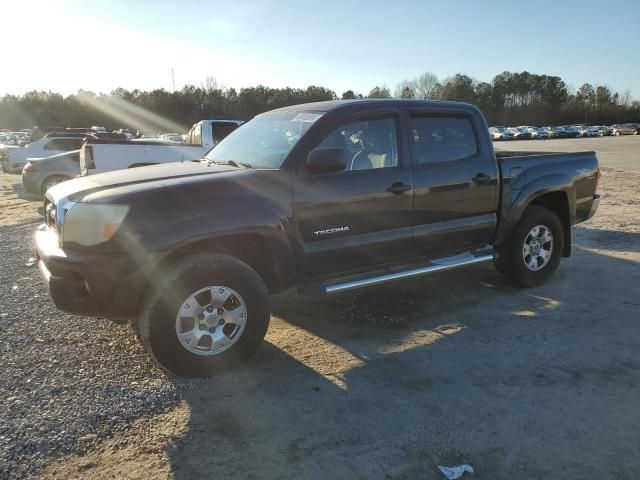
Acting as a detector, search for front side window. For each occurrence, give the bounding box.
[205,111,323,169]
[318,118,399,171]
[410,116,478,165]
[43,139,61,150]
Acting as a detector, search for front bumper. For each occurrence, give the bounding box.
[34,225,148,319]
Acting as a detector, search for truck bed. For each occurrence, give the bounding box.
[494,149,600,244]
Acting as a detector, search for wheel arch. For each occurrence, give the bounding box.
[495,174,574,257]
[41,173,72,194]
[528,191,571,257]
[154,230,294,295]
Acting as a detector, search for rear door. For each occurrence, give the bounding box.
[291,109,416,277]
[408,111,499,255]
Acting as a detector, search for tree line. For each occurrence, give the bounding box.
[0,71,638,131]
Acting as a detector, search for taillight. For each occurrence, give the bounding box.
[24,161,38,172]
[84,145,95,169]
[595,168,601,193]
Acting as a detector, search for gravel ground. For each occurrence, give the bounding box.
[0,138,638,479]
[0,221,187,478]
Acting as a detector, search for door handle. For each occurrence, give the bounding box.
[472,173,491,185]
[387,182,411,194]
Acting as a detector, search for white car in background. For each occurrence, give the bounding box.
[1,134,87,173]
[489,127,504,140]
[517,126,538,138]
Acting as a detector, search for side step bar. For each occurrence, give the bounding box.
[310,250,494,296]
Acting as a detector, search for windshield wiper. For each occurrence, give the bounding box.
[205,159,251,169]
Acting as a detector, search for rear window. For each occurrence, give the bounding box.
[212,123,239,144]
[410,116,478,165]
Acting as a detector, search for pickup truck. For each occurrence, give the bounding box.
[35,99,600,377]
[79,119,243,175]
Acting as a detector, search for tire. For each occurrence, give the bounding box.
[42,175,70,194]
[496,206,564,287]
[137,254,269,378]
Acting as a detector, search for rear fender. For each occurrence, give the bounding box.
[495,173,575,250]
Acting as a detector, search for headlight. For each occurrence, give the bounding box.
[62,203,129,246]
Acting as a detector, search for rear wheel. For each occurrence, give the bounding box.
[42,175,70,194]
[137,254,269,378]
[495,206,564,287]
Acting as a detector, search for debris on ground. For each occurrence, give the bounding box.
[437,464,474,479]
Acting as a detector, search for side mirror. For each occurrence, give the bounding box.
[306,147,347,175]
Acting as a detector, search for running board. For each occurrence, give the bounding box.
[305,250,494,296]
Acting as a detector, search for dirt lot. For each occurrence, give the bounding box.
[1,138,639,479]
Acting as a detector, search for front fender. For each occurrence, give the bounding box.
[121,198,297,290]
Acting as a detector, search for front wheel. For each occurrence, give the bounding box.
[137,254,270,378]
[495,206,564,287]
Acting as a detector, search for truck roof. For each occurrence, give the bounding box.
[261,99,478,116]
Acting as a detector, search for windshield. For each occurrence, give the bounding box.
[204,111,323,168]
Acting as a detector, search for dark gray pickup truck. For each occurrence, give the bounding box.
[35,100,600,377]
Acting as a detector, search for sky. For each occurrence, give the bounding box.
[1,0,639,99]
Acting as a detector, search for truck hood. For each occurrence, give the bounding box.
[47,160,241,204]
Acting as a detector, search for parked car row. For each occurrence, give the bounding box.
[1,132,94,174]
[0,129,31,146]
[490,123,640,140]
[0,123,189,175]
[5,120,242,196]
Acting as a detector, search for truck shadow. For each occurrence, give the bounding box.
[162,241,640,479]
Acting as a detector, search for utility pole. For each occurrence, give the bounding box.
[171,68,176,92]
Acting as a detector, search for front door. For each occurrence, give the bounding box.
[292,112,415,278]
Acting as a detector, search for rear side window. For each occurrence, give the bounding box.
[410,116,477,165]
[44,138,83,151]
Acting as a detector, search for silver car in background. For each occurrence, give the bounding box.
[21,149,81,196]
